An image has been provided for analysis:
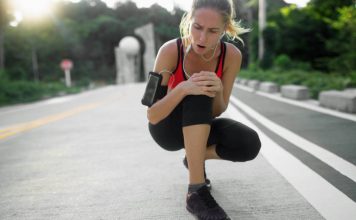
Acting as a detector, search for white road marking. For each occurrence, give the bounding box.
[42,96,73,105]
[0,96,74,116]
[227,101,356,220]
[234,84,356,123]
[229,95,356,183]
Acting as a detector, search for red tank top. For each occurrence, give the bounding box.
[168,38,226,89]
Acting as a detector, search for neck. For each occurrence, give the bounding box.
[195,42,220,62]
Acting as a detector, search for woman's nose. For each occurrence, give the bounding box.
[199,31,207,42]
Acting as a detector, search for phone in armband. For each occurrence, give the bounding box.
[141,72,163,107]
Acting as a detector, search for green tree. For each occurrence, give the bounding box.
[267,5,334,70]
[0,0,12,71]
[308,0,354,22]
[326,6,356,73]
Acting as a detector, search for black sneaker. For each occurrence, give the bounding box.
[183,156,212,190]
[186,185,230,220]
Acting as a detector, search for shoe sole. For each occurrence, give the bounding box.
[186,206,231,220]
[186,206,203,220]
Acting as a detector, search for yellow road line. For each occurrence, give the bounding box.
[0,102,103,140]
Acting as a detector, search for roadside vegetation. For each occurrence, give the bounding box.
[0,0,354,105]
[0,70,84,106]
[239,69,356,100]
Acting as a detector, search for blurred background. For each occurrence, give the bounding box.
[0,0,355,106]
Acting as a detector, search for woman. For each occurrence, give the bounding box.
[146,0,261,219]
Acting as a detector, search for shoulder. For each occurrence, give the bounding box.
[223,42,242,73]
[154,39,179,72]
[224,42,242,63]
[156,39,179,61]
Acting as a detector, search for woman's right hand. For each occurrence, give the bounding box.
[179,76,216,98]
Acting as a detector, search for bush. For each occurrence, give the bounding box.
[274,54,292,70]
[238,69,355,99]
[273,54,312,71]
[0,80,83,106]
[0,69,9,81]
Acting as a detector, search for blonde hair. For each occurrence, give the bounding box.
[179,0,250,46]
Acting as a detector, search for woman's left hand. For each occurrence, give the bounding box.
[190,71,223,97]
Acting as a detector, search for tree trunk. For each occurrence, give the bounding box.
[246,7,253,65]
[32,45,39,82]
[258,0,266,62]
[0,27,4,70]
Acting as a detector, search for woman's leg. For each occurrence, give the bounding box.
[183,124,210,184]
[182,96,230,219]
[205,145,220,160]
[148,103,185,151]
[181,95,213,185]
[208,118,261,162]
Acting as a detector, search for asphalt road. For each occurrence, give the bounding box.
[0,83,355,219]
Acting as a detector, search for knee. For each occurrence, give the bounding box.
[149,123,183,152]
[245,130,261,161]
[182,95,213,126]
[227,130,261,162]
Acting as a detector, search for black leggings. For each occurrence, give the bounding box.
[149,95,261,162]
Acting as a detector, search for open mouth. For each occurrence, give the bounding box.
[197,44,206,49]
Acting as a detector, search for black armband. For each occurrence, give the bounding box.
[141,72,167,107]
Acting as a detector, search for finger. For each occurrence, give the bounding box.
[206,85,220,92]
[191,72,204,78]
[195,81,211,86]
[202,91,215,97]
[200,72,216,78]
[193,76,216,82]
[206,91,216,97]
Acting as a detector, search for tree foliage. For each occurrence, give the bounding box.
[2,0,184,83]
[255,0,355,73]
[1,0,354,88]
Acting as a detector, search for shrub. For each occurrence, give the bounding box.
[274,54,292,70]
[0,80,83,106]
[238,69,355,99]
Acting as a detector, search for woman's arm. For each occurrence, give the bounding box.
[212,43,242,117]
[147,40,219,124]
[191,43,242,117]
[146,40,183,125]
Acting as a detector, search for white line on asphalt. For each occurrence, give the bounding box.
[226,102,356,220]
[0,103,43,116]
[42,96,73,105]
[0,94,76,116]
[234,84,356,123]
[0,97,73,116]
[229,95,356,183]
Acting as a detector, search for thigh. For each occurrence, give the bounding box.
[208,118,261,162]
[148,104,184,151]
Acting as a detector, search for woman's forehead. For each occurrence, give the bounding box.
[192,7,225,28]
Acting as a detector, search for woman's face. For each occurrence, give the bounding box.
[189,7,225,55]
